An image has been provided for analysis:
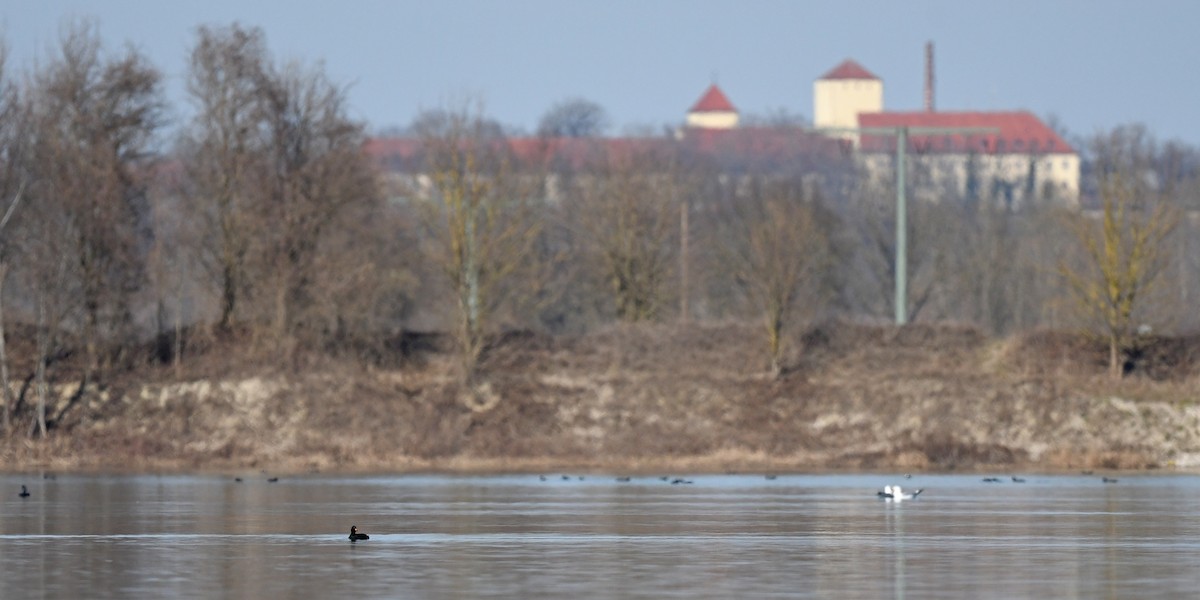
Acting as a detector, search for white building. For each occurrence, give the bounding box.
[813,59,883,141]
[813,59,1080,205]
[857,111,1080,205]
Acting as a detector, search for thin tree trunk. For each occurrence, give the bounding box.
[35,294,49,438]
[0,184,25,435]
[0,261,12,434]
[679,202,689,322]
[1109,334,1121,381]
[220,262,236,330]
[174,283,183,377]
[766,302,784,379]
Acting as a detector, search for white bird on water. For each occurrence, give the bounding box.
[877,485,923,501]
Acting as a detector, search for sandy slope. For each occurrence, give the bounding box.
[4,321,1200,473]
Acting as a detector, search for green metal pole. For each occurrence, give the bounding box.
[813,124,994,326]
[895,127,907,326]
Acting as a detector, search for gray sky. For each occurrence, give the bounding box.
[4,0,1198,146]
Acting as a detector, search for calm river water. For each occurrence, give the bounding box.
[2,472,1200,598]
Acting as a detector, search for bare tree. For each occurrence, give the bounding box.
[945,201,1031,334]
[415,103,542,383]
[145,167,199,375]
[1083,125,1200,332]
[180,25,388,361]
[254,60,379,358]
[307,201,420,358]
[1060,171,1177,379]
[716,180,832,377]
[0,189,23,432]
[14,170,77,438]
[20,21,164,432]
[537,97,610,138]
[0,41,25,433]
[180,23,270,331]
[571,146,682,322]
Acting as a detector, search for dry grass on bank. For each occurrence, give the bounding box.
[4,320,1200,473]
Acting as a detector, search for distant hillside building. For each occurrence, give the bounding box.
[813,59,883,141]
[365,54,1080,206]
[857,111,1080,204]
[813,57,1080,205]
[685,84,739,130]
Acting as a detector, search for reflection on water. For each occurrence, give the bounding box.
[3,473,1200,598]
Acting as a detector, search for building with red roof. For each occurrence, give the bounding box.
[857,111,1073,156]
[365,53,1079,206]
[820,59,880,81]
[813,57,1079,204]
[857,111,1080,203]
[685,84,739,130]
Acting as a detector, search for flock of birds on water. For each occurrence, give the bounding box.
[12,469,1124,542]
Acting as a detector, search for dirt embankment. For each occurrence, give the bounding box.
[4,321,1200,474]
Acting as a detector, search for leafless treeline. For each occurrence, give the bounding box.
[2,23,1200,435]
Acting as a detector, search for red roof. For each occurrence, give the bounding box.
[506,136,669,169]
[689,84,737,113]
[680,127,848,161]
[857,111,1075,155]
[364,129,850,173]
[820,59,879,81]
[364,135,673,172]
[363,137,420,159]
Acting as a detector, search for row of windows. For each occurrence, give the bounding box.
[914,136,1060,152]
[983,157,1076,172]
[984,157,1074,172]
[872,155,1075,172]
[995,138,1056,152]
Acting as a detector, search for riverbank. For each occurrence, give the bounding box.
[4,321,1200,473]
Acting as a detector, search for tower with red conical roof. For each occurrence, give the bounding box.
[686,84,739,130]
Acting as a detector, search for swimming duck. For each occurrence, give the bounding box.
[19,485,30,498]
[877,485,923,501]
[349,526,369,541]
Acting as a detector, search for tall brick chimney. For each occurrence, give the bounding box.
[924,41,935,112]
